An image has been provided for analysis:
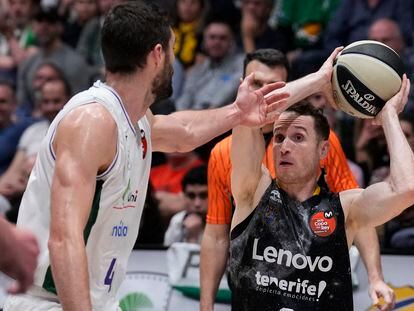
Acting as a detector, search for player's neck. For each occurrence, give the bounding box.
[278,176,319,202]
[105,72,154,125]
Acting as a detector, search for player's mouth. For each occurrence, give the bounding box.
[279,161,293,166]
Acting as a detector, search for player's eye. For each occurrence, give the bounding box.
[292,134,304,142]
[274,134,285,143]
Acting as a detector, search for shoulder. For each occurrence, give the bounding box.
[339,188,363,216]
[57,103,117,140]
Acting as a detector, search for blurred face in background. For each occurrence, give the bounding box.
[177,0,203,23]
[368,19,404,55]
[184,183,208,216]
[39,80,68,122]
[33,19,63,47]
[8,0,33,27]
[74,0,98,24]
[241,0,272,22]
[32,64,61,92]
[203,22,233,61]
[0,85,15,129]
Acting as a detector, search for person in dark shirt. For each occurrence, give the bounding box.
[229,73,413,310]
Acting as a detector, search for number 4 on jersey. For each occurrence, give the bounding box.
[105,258,116,292]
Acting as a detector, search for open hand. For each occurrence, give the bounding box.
[234,73,289,127]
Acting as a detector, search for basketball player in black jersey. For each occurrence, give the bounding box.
[229,75,412,311]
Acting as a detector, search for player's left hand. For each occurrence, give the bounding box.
[234,73,289,127]
[374,74,410,126]
[369,279,395,311]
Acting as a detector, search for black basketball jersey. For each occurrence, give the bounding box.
[229,181,353,311]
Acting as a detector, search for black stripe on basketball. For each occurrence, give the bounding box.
[341,43,405,78]
[336,64,386,117]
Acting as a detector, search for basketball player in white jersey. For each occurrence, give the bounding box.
[3,2,290,310]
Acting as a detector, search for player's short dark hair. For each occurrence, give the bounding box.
[182,165,207,191]
[285,101,330,141]
[243,49,290,78]
[101,1,171,74]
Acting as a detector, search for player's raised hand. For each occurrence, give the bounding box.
[234,73,289,127]
[374,74,410,126]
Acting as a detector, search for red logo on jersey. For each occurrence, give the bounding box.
[310,211,337,237]
[140,129,147,159]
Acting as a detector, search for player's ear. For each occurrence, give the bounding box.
[319,140,329,159]
[150,43,163,67]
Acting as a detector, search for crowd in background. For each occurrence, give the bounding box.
[0,0,413,252]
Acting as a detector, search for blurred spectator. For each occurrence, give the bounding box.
[76,0,123,78]
[151,151,204,224]
[16,8,91,108]
[0,80,32,175]
[368,18,414,112]
[175,19,243,110]
[164,165,207,246]
[17,61,65,117]
[238,0,289,54]
[0,0,39,78]
[62,0,99,48]
[277,0,340,51]
[209,0,240,27]
[172,0,209,69]
[0,78,70,213]
[292,0,413,79]
[354,119,389,186]
[324,0,413,53]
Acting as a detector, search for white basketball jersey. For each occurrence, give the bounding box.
[16,81,152,310]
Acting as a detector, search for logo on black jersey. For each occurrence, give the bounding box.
[270,190,282,204]
[140,129,147,159]
[309,211,337,237]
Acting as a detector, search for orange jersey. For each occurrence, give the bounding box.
[206,130,358,224]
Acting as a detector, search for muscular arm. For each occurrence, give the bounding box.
[231,126,267,207]
[200,223,230,311]
[48,104,116,311]
[149,76,287,153]
[344,76,414,229]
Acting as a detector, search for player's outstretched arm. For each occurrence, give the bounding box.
[342,75,414,228]
[148,75,288,153]
[48,104,117,311]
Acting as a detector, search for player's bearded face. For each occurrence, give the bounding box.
[152,53,174,102]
